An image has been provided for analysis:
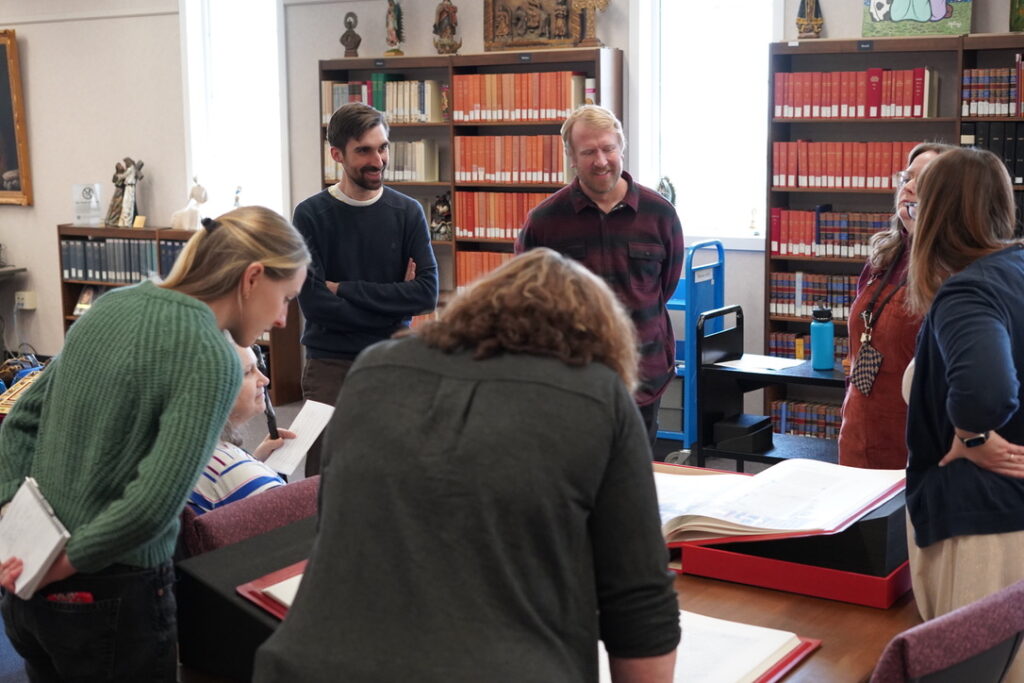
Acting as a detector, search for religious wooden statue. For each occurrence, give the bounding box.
[385,0,404,56]
[340,12,362,57]
[433,0,462,54]
[796,0,824,39]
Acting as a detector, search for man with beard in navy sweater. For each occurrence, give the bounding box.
[294,102,438,475]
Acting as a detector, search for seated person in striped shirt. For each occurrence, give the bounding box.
[188,343,296,513]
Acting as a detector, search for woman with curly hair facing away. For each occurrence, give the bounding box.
[256,247,681,683]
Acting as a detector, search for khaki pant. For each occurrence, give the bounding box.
[908,512,1024,681]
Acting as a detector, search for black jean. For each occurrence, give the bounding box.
[1,561,177,683]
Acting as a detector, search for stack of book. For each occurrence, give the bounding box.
[774,67,937,119]
[772,140,920,190]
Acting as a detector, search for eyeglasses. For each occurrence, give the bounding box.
[895,170,915,187]
[905,202,918,220]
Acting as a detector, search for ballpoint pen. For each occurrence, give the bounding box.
[251,344,279,439]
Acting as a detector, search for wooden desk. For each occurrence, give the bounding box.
[178,519,921,682]
[676,573,921,682]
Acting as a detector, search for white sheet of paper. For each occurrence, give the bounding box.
[598,610,802,683]
[263,400,335,477]
[261,572,304,608]
[714,354,805,371]
[0,477,70,599]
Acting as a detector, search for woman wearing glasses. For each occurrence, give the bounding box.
[838,142,954,469]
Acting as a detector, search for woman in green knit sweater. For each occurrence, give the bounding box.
[0,206,309,681]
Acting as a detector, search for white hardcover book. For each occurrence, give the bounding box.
[0,477,71,600]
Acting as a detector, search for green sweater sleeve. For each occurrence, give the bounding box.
[65,336,240,572]
[0,366,53,504]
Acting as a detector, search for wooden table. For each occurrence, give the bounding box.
[675,573,921,682]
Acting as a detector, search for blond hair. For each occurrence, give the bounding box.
[907,147,1018,314]
[561,104,625,156]
[868,142,956,274]
[160,206,310,302]
[417,248,639,390]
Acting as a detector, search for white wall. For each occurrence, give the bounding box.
[0,1,187,356]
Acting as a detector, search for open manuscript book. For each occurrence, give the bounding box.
[599,610,818,683]
[653,459,905,544]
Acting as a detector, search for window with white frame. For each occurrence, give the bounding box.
[641,0,776,247]
[181,0,287,217]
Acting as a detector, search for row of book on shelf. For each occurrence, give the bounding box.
[456,250,514,289]
[454,135,570,184]
[768,332,850,369]
[769,272,859,320]
[771,399,842,441]
[451,71,593,122]
[960,120,1024,184]
[60,238,184,284]
[322,139,439,184]
[769,208,892,258]
[961,60,1024,117]
[772,67,936,119]
[453,191,551,241]
[772,140,920,189]
[320,77,444,125]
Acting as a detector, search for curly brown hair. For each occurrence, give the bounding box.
[416,248,639,391]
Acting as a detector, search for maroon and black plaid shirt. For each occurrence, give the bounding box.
[516,172,685,405]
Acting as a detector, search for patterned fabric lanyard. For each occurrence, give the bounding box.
[851,244,907,396]
[861,256,906,344]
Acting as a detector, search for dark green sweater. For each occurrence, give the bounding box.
[0,281,240,572]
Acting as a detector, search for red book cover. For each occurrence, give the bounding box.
[780,210,791,255]
[772,141,781,186]
[857,71,869,118]
[912,67,925,118]
[797,140,809,187]
[793,73,805,118]
[543,133,552,183]
[770,207,781,255]
[830,69,841,117]
[811,70,822,117]
[901,70,913,118]
[867,67,883,118]
[773,72,785,118]
[236,560,308,620]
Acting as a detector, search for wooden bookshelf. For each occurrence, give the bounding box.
[318,48,623,292]
[56,224,302,404]
[765,33,1024,440]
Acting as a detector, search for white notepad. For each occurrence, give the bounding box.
[0,477,71,599]
[263,400,335,477]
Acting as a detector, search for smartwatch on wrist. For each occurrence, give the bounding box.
[958,431,990,448]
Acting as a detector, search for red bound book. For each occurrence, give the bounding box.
[811,71,822,117]
[857,70,870,118]
[866,68,883,118]
[772,141,781,186]
[770,207,781,255]
[236,560,308,620]
[797,140,809,187]
[773,72,785,118]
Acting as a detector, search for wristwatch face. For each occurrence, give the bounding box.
[961,433,989,448]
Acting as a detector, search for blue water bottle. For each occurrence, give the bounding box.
[810,306,835,371]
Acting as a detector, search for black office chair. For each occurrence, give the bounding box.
[870,579,1024,682]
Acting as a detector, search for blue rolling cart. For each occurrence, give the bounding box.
[656,240,725,447]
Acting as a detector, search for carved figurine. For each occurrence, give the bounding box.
[385,0,404,56]
[106,160,128,225]
[170,177,208,232]
[429,192,453,241]
[433,0,462,55]
[117,158,144,227]
[573,0,609,47]
[340,12,362,57]
[796,0,824,39]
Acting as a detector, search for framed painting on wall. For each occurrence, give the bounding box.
[863,0,972,37]
[0,30,31,206]
[484,0,577,52]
